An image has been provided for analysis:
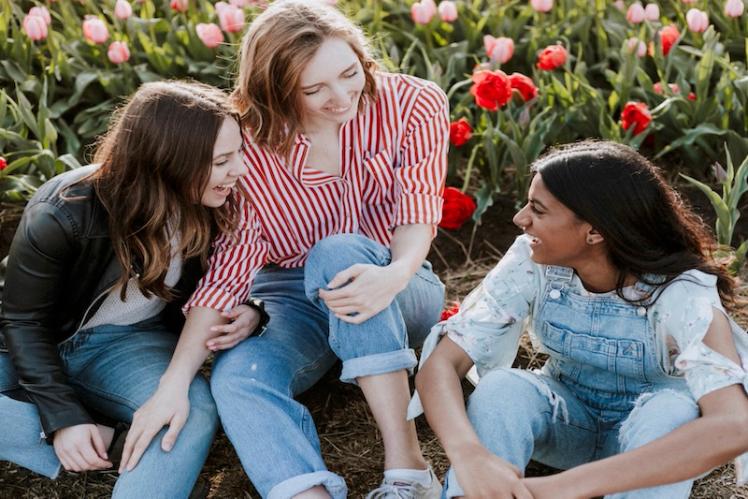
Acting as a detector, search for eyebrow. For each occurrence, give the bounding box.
[529,198,548,211]
[300,62,358,90]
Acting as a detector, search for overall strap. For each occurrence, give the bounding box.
[544,265,574,290]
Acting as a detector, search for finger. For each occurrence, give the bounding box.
[335,311,371,324]
[125,428,158,472]
[508,463,522,478]
[208,333,243,351]
[221,308,241,320]
[80,444,111,470]
[328,305,359,316]
[69,450,88,472]
[119,426,142,473]
[57,452,73,472]
[161,414,187,452]
[318,286,355,302]
[327,265,363,289]
[513,483,534,499]
[210,323,238,335]
[91,427,109,460]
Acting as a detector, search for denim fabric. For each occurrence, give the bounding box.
[210,233,445,499]
[444,266,698,499]
[0,317,218,499]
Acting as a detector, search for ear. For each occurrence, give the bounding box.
[585,227,604,245]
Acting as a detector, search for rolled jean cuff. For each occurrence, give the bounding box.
[340,349,417,384]
[444,467,465,499]
[267,470,347,499]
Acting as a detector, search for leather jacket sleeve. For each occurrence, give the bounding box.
[1,201,94,439]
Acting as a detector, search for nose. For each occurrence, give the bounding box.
[329,83,350,106]
[228,157,246,178]
[513,204,530,230]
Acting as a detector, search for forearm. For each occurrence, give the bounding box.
[389,223,433,278]
[559,414,748,497]
[158,306,226,390]
[416,347,481,457]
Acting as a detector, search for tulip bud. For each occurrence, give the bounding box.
[644,3,659,20]
[216,2,245,32]
[686,8,709,32]
[22,14,48,41]
[170,0,188,12]
[82,17,110,44]
[196,22,224,48]
[484,35,514,64]
[114,0,133,20]
[438,1,458,22]
[725,0,745,17]
[626,2,646,23]
[29,6,51,25]
[530,0,553,13]
[107,41,130,64]
[626,38,647,57]
[411,1,436,24]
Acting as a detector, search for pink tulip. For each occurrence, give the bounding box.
[644,3,659,20]
[530,0,553,12]
[613,0,626,11]
[681,0,696,4]
[725,0,745,17]
[170,0,188,12]
[438,1,458,22]
[22,14,48,41]
[686,8,709,32]
[625,37,646,57]
[28,6,51,25]
[484,35,514,64]
[411,1,436,24]
[216,2,245,32]
[107,41,130,64]
[626,2,646,23]
[114,0,133,19]
[82,17,109,44]
[196,22,224,48]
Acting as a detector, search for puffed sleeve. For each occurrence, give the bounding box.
[408,236,540,418]
[651,270,748,484]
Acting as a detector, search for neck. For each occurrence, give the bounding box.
[573,253,633,294]
[301,120,341,138]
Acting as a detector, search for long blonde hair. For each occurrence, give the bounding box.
[232,0,378,158]
[91,81,240,300]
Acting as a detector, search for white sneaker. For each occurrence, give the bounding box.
[366,468,442,499]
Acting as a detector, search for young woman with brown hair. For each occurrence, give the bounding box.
[122,1,450,497]
[0,81,261,497]
[415,140,748,499]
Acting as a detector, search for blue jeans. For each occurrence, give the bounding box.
[0,317,218,499]
[210,234,445,499]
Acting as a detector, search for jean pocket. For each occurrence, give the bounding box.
[543,322,645,379]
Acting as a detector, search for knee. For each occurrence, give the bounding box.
[304,234,387,288]
[619,390,699,451]
[467,369,542,427]
[186,376,219,432]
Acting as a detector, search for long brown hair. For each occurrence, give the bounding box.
[232,0,378,158]
[533,140,736,309]
[90,81,240,300]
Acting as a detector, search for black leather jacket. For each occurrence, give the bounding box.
[0,165,205,438]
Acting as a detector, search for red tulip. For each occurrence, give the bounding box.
[658,25,680,56]
[170,0,189,12]
[470,70,512,111]
[449,118,473,147]
[440,303,460,321]
[620,101,652,135]
[439,187,477,230]
[536,44,567,71]
[0,157,7,171]
[508,73,538,101]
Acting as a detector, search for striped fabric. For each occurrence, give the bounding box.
[186,72,449,312]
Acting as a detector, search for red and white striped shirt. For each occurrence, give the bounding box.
[186,72,449,311]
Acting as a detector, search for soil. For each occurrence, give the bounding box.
[0,188,747,498]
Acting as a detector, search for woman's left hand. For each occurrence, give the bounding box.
[206,304,260,351]
[523,476,585,499]
[318,263,409,324]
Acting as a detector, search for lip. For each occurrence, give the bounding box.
[325,104,352,114]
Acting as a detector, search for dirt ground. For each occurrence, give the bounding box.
[1,191,748,498]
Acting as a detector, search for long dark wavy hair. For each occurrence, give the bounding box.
[532,140,736,309]
[88,81,241,301]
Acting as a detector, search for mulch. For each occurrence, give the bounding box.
[1,192,748,498]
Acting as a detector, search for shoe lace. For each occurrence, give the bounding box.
[365,482,418,499]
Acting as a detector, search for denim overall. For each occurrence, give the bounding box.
[445,266,700,499]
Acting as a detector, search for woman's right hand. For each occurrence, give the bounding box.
[118,384,190,473]
[53,423,112,472]
[451,442,533,499]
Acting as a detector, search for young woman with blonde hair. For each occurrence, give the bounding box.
[122,1,450,498]
[0,81,260,497]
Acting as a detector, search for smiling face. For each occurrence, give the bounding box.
[200,117,245,208]
[298,37,366,132]
[512,174,595,267]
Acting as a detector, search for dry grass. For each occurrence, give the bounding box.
[2,252,748,498]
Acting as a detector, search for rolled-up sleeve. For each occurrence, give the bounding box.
[184,181,269,313]
[393,81,449,230]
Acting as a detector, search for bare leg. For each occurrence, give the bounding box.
[294,485,332,499]
[358,370,428,470]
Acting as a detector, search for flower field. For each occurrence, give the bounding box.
[2,0,748,497]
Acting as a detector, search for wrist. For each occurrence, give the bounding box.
[158,372,191,393]
[386,260,415,290]
[444,438,485,462]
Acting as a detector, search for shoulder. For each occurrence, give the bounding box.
[655,269,721,308]
[374,72,448,116]
[482,235,543,298]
